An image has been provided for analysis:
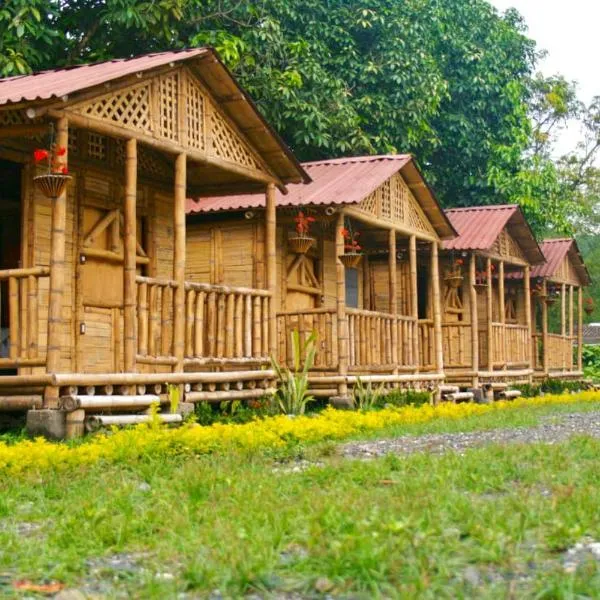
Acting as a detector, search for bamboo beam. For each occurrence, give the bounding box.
[173,152,187,372]
[486,258,493,370]
[524,265,531,373]
[265,183,278,357]
[409,235,419,370]
[542,280,548,375]
[430,242,443,374]
[469,253,479,385]
[45,116,69,399]
[0,123,49,138]
[498,260,506,369]
[336,213,348,397]
[123,138,137,372]
[577,286,583,371]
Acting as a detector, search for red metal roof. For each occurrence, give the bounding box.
[187,155,456,239]
[0,49,208,106]
[443,204,544,264]
[531,238,591,285]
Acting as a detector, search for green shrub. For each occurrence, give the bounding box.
[351,377,385,410]
[382,389,431,408]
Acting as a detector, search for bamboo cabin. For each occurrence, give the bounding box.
[441,205,545,390]
[186,155,457,400]
[0,49,309,436]
[530,238,590,380]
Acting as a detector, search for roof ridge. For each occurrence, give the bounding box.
[445,204,518,212]
[302,154,413,167]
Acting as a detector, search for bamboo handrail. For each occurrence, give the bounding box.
[0,266,50,279]
[184,281,271,296]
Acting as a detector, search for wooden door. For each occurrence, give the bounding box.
[77,205,145,373]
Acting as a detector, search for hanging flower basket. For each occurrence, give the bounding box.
[584,297,595,315]
[33,173,72,199]
[339,252,363,268]
[444,273,463,289]
[288,235,315,254]
[585,304,595,315]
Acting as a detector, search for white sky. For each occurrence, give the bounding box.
[490,0,599,156]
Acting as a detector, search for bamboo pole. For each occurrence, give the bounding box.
[486,258,493,370]
[138,282,148,356]
[388,230,398,369]
[45,116,69,391]
[195,291,205,357]
[409,235,419,369]
[498,260,505,368]
[173,152,187,372]
[469,253,479,386]
[336,213,348,396]
[524,265,531,374]
[27,275,38,359]
[561,282,567,370]
[265,184,277,357]
[8,277,18,360]
[542,280,549,375]
[577,286,583,372]
[430,242,443,374]
[123,138,137,372]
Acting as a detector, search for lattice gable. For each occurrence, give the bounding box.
[64,67,268,175]
[489,229,527,262]
[357,173,437,237]
[554,254,581,285]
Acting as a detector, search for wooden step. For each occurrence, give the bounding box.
[85,413,182,432]
[447,391,474,403]
[59,394,162,412]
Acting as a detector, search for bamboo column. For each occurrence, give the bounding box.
[569,284,574,370]
[498,260,505,369]
[486,258,493,371]
[265,183,277,357]
[173,153,187,372]
[409,235,419,370]
[561,282,566,370]
[469,253,479,386]
[123,138,137,373]
[430,242,443,374]
[388,230,398,372]
[524,265,531,374]
[336,213,348,397]
[577,286,583,372]
[45,117,69,406]
[542,280,548,375]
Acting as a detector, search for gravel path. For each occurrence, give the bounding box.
[341,411,600,458]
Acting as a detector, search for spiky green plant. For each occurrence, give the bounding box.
[270,329,316,415]
[352,377,385,411]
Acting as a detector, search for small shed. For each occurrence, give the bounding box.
[441,205,545,388]
[187,155,456,398]
[530,238,590,378]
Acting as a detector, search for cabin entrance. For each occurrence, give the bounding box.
[0,159,22,369]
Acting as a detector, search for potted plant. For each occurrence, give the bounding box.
[584,297,595,315]
[444,258,464,288]
[339,227,362,268]
[531,279,547,301]
[288,210,316,254]
[546,285,559,306]
[32,132,71,199]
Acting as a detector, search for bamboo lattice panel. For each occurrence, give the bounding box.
[357,173,436,236]
[491,229,527,261]
[555,255,580,285]
[209,109,262,171]
[0,109,26,125]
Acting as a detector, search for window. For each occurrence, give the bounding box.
[345,268,359,308]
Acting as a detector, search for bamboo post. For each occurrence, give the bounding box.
[542,280,548,375]
[265,184,277,357]
[569,285,574,370]
[336,213,348,397]
[577,286,583,372]
[430,242,443,374]
[486,258,493,370]
[173,153,186,371]
[389,230,398,371]
[524,265,531,374]
[561,282,567,370]
[498,260,505,368]
[123,138,137,372]
[28,275,38,359]
[469,253,479,386]
[45,117,69,406]
[409,235,419,370]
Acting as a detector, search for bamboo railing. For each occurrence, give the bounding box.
[418,319,435,371]
[546,333,576,371]
[491,322,529,368]
[441,322,472,368]
[0,267,50,368]
[183,282,271,365]
[276,308,337,369]
[347,308,418,370]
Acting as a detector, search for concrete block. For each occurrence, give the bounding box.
[178,402,195,418]
[468,388,485,404]
[329,395,354,410]
[26,409,67,440]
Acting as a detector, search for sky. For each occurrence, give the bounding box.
[490,0,599,156]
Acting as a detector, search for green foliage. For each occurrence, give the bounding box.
[194,396,277,425]
[514,379,584,398]
[351,377,385,411]
[582,345,600,380]
[271,329,316,415]
[383,388,431,408]
[166,383,180,414]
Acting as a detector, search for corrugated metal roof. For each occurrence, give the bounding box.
[187,155,456,239]
[531,238,591,285]
[443,205,545,264]
[0,49,208,105]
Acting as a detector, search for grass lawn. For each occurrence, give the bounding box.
[1,401,600,598]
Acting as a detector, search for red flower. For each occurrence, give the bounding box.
[455,258,464,266]
[33,149,49,162]
[61,166,69,174]
[294,211,315,235]
[55,147,67,156]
